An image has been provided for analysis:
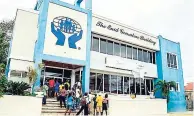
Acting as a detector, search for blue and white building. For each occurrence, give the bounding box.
[5,0,186,112]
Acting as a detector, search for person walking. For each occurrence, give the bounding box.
[48,78,55,98]
[96,93,103,116]
[93,94,97,116]
[42,84,48,105]
[65,92,74,115]
[75,86,81,108]
[64,80,70,90]
[76,93,89,116]
[102,94,109,116]
[59,86,66,108]
[54,80,60,98]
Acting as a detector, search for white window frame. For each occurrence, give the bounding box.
[167,53,178,69]
[176,82,180,92]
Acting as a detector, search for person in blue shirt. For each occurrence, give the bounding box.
[65,92,74,115]
[54,80,60,98]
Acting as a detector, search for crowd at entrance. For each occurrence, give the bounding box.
[41,78,109,116]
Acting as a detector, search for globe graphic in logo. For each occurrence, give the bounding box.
[52,16,82,34]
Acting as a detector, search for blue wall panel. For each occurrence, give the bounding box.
[156,35,186,112]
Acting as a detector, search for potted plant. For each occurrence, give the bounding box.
[154,80,176,102]
[27,63,44,94]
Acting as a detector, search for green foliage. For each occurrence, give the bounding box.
[7,81,30,95]
[0,20,14,65]
[0,75,8,98]
[154,80,176,102]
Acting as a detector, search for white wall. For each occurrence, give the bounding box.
[9,59,34,71]
[10,9,38,61]
[90,51,157,78]
[44,3,87,61]
[92,15,159,51]
[108,95,167,116]
[0,95,42,116]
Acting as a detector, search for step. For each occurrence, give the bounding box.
[41,109,77,113]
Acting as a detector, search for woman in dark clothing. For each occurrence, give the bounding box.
[102,94,109,116]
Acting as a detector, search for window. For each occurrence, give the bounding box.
[90,73,96,92]
[104,74,110,92]
[114,42,120,56]
[141,78,145,95]
[100,39,107,54]
[167,53,178,69]
[124,77,130,94]
[132,47,138,60]
[135,78,141,95]
[143,50,148,62]
[92,37,99,52]
[176,82,180,92]
[97,73,103,92]
[153,52,156,64]
[111,75,117,94]
[145,79,151,95]
[148,51,152,63]
[138,48,143,61]
[127,46,132,59]
[107,40,113,55]
[130,78,135,94]
[118,76,123,94]
[10,70,27,78]
[121,44,126,58]
[10,70,22,77]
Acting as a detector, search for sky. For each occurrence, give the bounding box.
[0,0,193,84]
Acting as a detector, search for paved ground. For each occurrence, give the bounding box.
[168,111,193,116]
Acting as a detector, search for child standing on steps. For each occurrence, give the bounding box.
[65,92,74,115]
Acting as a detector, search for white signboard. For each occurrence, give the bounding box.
[44,3,87,61]
[92,15,159,50]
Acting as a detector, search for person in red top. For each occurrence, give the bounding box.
[48,78,55,98]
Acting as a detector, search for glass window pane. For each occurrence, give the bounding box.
[127,46,132,59]
[90,73,96,92]
[124,77,130,94]
[107,41,113,55]
[114,42,120,56]
[151,80,154,91]
[143,50,148,62]
[92,37,99,52]
[133,47,137,60]
[121,44,126,58]
[167,53,170,65]
[173,55,177,68]
[130,78,135,94]
[149,52,152,63]
[118,76,123,94]
[141,78,145,95]
[111,75,117,94]
[97,73,103,92]
[100,39,106,54]
[10,70,21,77]
[135,78,140,95]
[104,74,110,93]
[145,79,151,95]
[153,52,156,64]
[138,48,143,61]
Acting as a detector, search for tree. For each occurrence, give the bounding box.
[154,80,176,102]
[0,20,14,65]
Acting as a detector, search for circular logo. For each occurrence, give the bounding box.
[53,16,82,34]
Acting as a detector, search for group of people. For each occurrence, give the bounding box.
[41,78,109,116]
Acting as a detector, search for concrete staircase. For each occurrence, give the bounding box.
[41,98,78,116]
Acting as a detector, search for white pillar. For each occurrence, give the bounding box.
[71,70,75,88]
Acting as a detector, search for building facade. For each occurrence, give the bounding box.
[5,0,186,112]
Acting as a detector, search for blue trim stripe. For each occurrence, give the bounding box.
[81,0,92,93]
[50,0,88,14]
[33,0,50,87]
[42,54,86,66]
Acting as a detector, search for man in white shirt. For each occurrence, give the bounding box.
[75,86,81,108]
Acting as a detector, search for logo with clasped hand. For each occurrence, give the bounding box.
[51,16,83,49]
